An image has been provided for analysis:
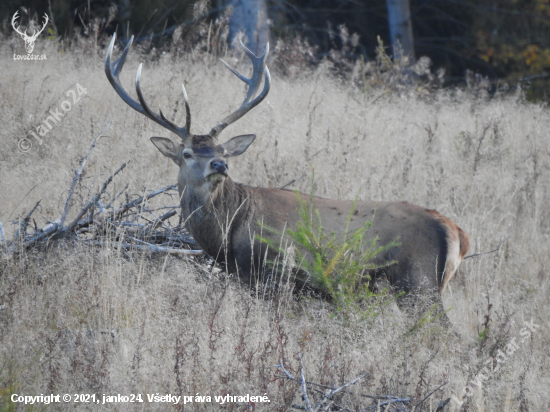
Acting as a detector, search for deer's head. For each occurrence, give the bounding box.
[149,134,256,201]
[105,34,270,202]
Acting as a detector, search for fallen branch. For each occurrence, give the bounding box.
[111,184,178,219]
[85,240,203,255]
[2,126,203,260]
[57,162,128,237]
[275,359,451,412]
[24,219,61,248]
[61,128,107,227]
[275,355,369,412]
[72,184,177,233]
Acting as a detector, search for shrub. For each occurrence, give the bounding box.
[259,174,399,313]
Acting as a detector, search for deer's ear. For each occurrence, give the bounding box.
[150,137,181,165]
[222,134,256,157]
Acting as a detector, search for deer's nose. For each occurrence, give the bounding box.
[211,160,228,175]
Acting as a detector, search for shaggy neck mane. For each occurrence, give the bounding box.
[182,177,254,258]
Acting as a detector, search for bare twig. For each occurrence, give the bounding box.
[26,162,129,243]
[298,354,313,411]
[435,397,451,411]
[113,184,178,218]
[97,201,107,214]
[85,240,203,255]
[362,394,409,400]
[412,382,447,410]
[60,122,113,228]
[61,133,103,227]
[60,201,95,236]
[17,200,41,239]
[276,357,370,412]
[315,372,369,409]
[94,162,128,203]
[464,243,502,259]
[148,210,178,231]
[61,163,131,233]
[6,183,39,221]
[374,397,411,408]
[105,183,129,209]
[280,179,296,190]
[276,369,373,399]
[65,162,129,232]
[277,359,295,379]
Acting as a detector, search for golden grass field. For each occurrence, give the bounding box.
[1,36,549,411]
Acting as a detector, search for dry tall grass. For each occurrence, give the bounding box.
[1,37,549,411]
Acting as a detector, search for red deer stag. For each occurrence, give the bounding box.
[105,34,469,320]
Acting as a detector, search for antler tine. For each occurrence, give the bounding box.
[105,33,191,141]
[180,84,192,135]
[209,41,271,139]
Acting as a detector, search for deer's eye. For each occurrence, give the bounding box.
[183,151,192,159]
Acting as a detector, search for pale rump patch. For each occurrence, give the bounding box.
[427,210,470,294]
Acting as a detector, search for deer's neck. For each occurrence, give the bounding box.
[180,178,253,259]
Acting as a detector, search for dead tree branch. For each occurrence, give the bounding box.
[275,355,370,412]
[4,141,202,256]
[61,131,105,227]
[275,359,450,412]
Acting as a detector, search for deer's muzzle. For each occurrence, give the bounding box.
[211,160,228,176]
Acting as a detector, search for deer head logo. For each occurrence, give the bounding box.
[12,11,49,54]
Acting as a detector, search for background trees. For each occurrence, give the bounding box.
[2,0,550,98]
[386,0,415,61]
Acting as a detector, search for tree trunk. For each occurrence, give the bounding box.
[228,0,269,53]
[118,0,131,41]
[386,0,415,61]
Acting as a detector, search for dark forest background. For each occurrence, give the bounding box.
[2,0,550,99]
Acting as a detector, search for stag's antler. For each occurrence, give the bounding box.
[12,11,49,40]
[104,33,191,140]
[105,34,270,141]
[208,41,271,139]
